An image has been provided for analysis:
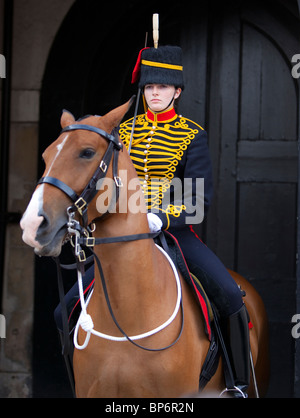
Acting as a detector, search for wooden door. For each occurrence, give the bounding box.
[178,3,299,397]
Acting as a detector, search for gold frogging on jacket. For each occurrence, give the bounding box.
[119,111,203,226]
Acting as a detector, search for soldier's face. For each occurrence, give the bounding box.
[144,84,181,112]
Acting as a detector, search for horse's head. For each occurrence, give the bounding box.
[20,98,133,257]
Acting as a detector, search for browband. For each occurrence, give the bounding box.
[60,124,123,150]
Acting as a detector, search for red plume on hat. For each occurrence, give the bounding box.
[131,47,150,84]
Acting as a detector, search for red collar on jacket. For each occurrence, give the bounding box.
[146,107,177,123]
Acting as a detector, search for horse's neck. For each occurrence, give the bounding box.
[91,155,155,290]
[89,211,175,334]
[91,211,156,286]
[87,156,176,329]
[92,211,157,287]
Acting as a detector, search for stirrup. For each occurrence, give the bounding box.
[219,386,248,398]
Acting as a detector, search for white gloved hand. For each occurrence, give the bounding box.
[147,212,163,233]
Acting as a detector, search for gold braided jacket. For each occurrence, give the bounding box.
[119,107,213,230]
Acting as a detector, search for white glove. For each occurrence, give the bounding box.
[147,212,163,232]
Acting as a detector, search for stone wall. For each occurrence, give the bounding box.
[0,0,74,397]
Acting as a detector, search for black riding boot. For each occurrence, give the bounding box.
[58,329,76,397]
[226,304,250,397]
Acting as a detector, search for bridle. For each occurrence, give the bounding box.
[40,122,183,354]
[38,124,124,229]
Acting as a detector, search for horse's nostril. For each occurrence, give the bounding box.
[37,211,50,233]
[39,217,48,230]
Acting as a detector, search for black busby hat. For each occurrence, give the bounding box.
[132,45,184,89]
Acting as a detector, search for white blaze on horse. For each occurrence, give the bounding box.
[20,100,269,398]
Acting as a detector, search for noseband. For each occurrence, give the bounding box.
[38,124,123,227]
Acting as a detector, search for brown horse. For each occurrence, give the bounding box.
[20,100,269,398]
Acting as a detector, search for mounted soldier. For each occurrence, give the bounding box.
[119,43,251,396]
[19,16,268,397]
[50,40,252,398]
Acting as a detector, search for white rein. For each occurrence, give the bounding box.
[74,244,182,350]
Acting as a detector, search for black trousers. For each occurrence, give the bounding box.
[169,226,243,317]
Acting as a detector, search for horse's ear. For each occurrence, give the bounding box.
[99,96,135,132]
[61,109,75,128]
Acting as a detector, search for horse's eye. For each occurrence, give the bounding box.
[79,148,96,159]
